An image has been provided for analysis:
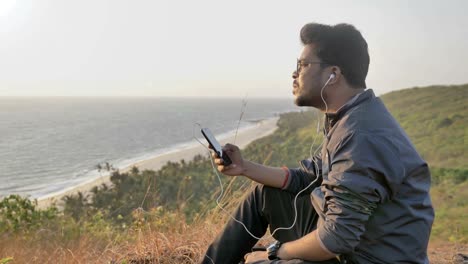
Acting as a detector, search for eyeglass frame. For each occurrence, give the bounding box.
[296,59,330,74]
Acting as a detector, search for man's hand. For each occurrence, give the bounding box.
[244,251,269,263]
[212,143,288,189]
[212,143,245,176]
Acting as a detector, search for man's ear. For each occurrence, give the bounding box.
[328,66,342,84]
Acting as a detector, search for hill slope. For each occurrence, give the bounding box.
[380,84,467,169]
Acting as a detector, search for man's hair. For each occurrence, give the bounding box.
[300,23,369,88]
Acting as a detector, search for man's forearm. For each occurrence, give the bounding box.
[241,160,287,188]
[278,230,336,261]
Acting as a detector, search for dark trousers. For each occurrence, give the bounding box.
[201,185,341,264]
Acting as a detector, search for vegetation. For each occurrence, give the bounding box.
[381,84,467,169]
[0,84,466,262]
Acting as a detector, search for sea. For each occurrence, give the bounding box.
[0,97,298,200]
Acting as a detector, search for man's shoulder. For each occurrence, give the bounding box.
[338,95,399,134]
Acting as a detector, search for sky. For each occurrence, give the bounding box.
[0,0,467,98]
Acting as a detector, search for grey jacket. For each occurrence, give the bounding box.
[285,89,434,264]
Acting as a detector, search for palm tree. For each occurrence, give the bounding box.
[96,163,103,176]
[104,162,115,172]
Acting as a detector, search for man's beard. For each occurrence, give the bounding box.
[294,86,326,109]
[294,94,309,106]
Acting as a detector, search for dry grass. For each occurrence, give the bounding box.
[0,213,223,264]
[0,232,118,263]
[121,219,222,263]
[1,181,466,263]
[2,224,467,264]
[0,179,253,263]
[428,241,468,264]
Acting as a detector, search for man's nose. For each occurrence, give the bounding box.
[292,70,298,79]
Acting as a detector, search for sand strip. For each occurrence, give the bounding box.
[37,117,279,209]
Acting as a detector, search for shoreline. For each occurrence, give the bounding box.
[36,117,279,209]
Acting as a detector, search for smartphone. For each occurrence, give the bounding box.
[201,128,232,166]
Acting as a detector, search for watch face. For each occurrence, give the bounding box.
[267,243,277,251]
[267,241,281,260]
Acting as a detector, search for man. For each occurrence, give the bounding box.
[202,23,434,264]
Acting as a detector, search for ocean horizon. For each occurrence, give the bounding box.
[0,97,299,200]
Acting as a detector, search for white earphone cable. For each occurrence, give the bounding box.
[195,74,334,242]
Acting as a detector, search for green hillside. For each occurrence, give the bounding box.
[380,84,467,169]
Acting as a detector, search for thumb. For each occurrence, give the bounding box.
[223,143,239,152]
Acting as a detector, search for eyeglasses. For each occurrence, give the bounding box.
[296,59,328,74]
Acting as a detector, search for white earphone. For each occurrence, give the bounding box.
[329,73,336,80]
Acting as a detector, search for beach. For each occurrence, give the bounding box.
[36,117,279,209]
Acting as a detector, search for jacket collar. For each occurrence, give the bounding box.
[324,89,375,133]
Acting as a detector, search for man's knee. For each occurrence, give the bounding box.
[246,184,291,217]
[261,185,294,205]
[251,185,295,219]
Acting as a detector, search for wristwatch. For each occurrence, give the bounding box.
[267,240,282,260]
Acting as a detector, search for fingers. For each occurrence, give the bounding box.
[210,143,240,173]
[217,163,236,172]
[210,143,239,155]
[211,143,239,159]
[217,164,225,172]
[214,157,232,167]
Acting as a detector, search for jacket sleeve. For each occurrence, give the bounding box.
[283,155,322,194]
[317,132,396,254]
